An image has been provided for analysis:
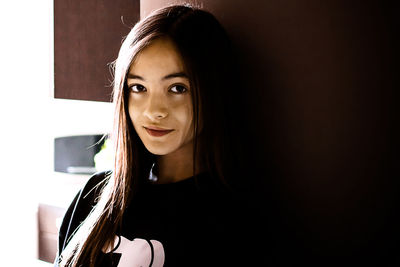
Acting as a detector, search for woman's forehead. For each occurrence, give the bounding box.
[128,38,186,79]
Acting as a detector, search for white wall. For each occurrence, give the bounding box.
[0,1,113,265]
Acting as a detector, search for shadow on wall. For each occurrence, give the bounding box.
[142,0,400,265]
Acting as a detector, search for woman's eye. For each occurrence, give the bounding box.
[169,85,188,94]
[130,84,146,93]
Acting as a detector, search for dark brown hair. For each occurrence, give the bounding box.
[60,4,242,266]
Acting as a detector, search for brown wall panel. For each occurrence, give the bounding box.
[54,0,140,102]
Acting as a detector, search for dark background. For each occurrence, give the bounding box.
[141,1,400,265]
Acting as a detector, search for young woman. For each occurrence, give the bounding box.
[55,4,262,267]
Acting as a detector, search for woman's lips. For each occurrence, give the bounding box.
[144,126,174,137]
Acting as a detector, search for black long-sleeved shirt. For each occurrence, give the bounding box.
[56,170,267,266]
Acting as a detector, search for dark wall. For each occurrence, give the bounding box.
[142,1,399,265]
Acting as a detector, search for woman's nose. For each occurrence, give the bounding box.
[143,94,169,121]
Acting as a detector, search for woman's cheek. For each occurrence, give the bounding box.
[174,102,194,139]
[128,95,144,124]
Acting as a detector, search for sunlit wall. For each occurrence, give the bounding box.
[0,1,113,265]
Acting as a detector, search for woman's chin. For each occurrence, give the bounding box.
[145,146,173,156]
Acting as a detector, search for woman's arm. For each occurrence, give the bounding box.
[54,171,111,265]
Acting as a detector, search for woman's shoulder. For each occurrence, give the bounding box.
[68,170,112,217]
[85,170,112,189]
[82,170,112,198]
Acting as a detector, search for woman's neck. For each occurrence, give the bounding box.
[154,141,203,184]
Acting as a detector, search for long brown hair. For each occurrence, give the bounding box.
[60,4,242,266]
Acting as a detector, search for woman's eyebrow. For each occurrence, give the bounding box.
[127,73,145,81]
[162,72,189,80]
[126,72,188,81]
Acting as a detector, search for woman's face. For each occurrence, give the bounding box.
[127,38,194,155]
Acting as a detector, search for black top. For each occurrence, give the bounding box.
[56,171,266,266]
